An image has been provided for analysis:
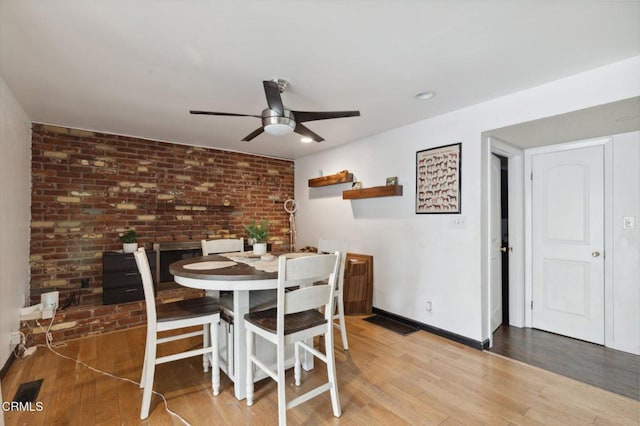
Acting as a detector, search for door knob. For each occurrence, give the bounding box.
[500,247,507,253]
[592,251,601,257]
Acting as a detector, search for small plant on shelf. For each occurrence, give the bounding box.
[119,229,138,253]
[119,229,137,243]
[243,220,270,243]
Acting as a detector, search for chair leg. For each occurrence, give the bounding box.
[210,321,220,395]
[337,290,349,351]
[276,342,287,426]
[203,324,210,373]
[325,330,342,418]
[294,341,302,386]
[140,334,150,389]
[245,328,254,406]
[140,342,157,419]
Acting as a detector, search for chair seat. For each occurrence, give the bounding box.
[156,296,221,322]
[245,308,327,335]
[218,290,278,323]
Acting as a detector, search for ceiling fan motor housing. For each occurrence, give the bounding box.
[262,108,296,135]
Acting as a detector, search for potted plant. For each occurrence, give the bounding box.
[243,220,270,255]
[119,229,138,253]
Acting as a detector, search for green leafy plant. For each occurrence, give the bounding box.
[119,229,137,243]
[243,220,270,243]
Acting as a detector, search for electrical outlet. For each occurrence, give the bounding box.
[450,216,466,228]
[41,291,59,310]
[426,301,432,312]
[10,331,22,345]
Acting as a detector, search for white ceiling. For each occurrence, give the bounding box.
[1,1,639,159]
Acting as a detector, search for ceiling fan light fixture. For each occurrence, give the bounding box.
[264,122,295,135]
[262,109,296,135]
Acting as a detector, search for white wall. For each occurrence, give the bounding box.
[0,76,31,366]
[611,132,640,354]
[294,56,640,348]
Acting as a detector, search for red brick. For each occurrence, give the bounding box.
[29,123,293,342]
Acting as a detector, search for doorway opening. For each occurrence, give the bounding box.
[498,154,509,327]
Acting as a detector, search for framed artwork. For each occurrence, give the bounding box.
[386,176,397,185]
[416,142,461,214]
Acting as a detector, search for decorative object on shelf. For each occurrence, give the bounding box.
[243,220,270,255]
[308,170,353,187]
[284,199,297,252]
[416,142,461,214]
[351,181,362,189]
[386,176,397,186]
[342,184,403,199]
[119,229,138,253]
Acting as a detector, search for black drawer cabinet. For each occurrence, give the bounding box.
[103,251,156,305]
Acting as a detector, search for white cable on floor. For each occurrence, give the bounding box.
[29,311,191,425]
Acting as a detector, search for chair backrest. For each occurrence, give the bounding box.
[276,253,340,330]
[201,238,244,255]
[133,247,157,325]
[317,239,347,290]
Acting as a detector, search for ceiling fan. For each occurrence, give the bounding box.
[190,79,360,142]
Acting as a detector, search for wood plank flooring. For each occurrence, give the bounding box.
[2,316,638,425]
[490,325,640,401]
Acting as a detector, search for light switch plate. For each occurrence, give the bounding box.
[623,216,635,230]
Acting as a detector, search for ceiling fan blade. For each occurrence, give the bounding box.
[190,110,261,118]
[291,110,360,123]
[294,123,324,142]
[242,127,265,142]
[263,81,284,115]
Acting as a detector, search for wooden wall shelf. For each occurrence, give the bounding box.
[308,170,353,187]
[342,185,403,199]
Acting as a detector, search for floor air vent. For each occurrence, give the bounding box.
[12,379,43,403]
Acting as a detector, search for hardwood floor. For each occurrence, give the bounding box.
[490,325,640,401]
[2,316,639,425]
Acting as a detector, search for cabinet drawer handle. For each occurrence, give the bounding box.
[125,288,139,293]
[124,272,138,276]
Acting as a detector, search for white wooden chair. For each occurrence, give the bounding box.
[201,237,244,255]
[317,239,349,351]
[245,253,341,426]
[133,248,221,419]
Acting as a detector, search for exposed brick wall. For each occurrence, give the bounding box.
[28,123,294,341]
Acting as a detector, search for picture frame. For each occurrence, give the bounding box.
[416,142,461,214]
[386,176,397,186]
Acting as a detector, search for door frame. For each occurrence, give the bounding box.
[523,137,614,347]
[482,137,525,346]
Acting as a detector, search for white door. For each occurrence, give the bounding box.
[490,154,503,332]
[532,145,604,344]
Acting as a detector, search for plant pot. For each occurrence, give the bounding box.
[123,242,138,253]
[253,242,267,256]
